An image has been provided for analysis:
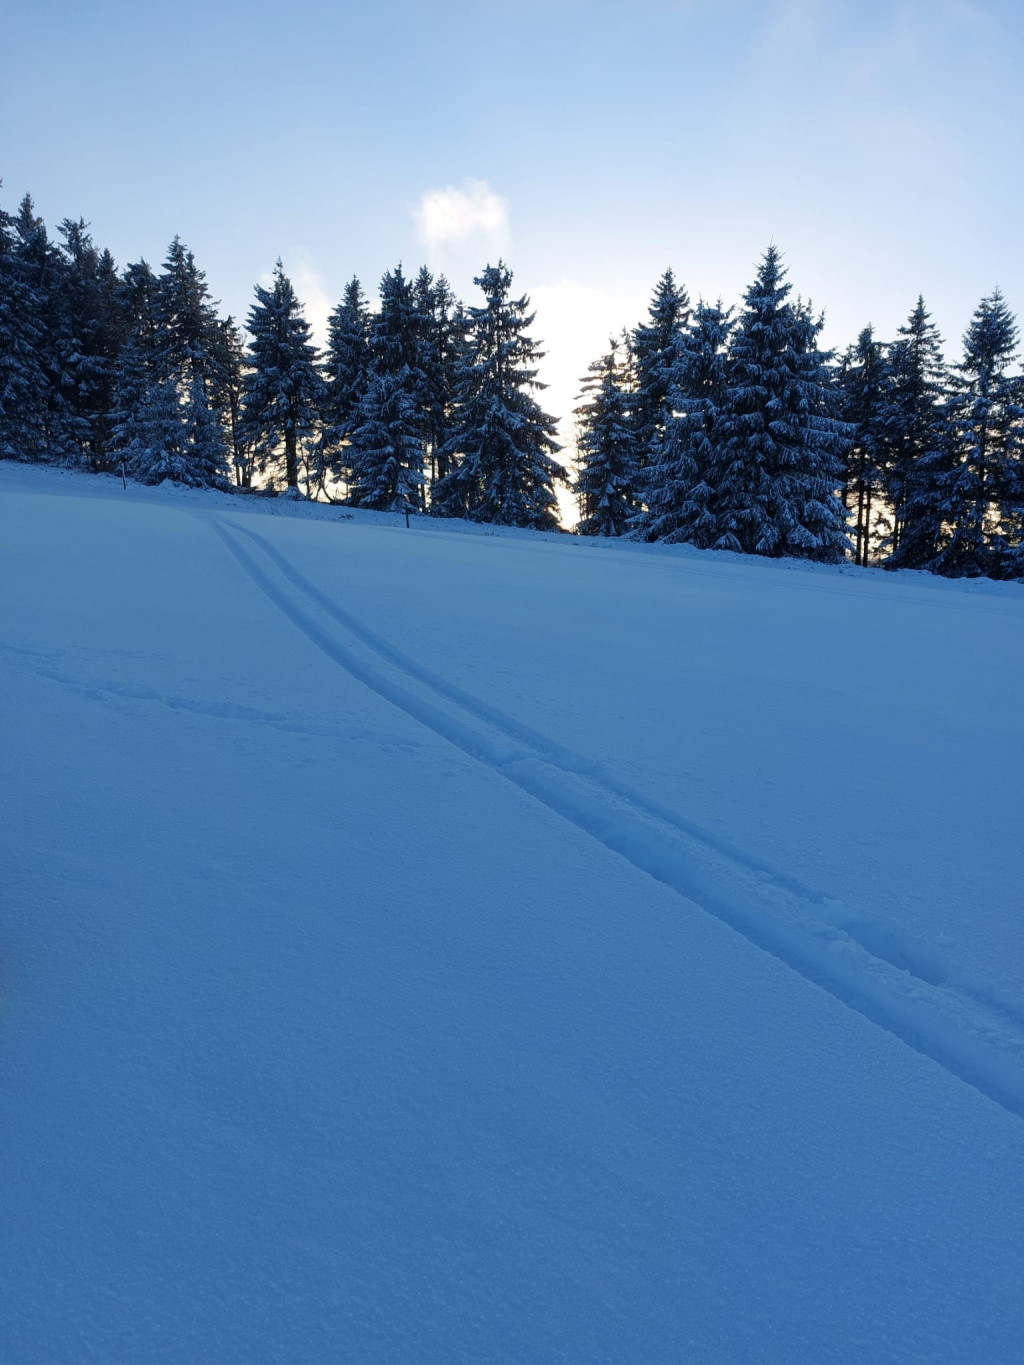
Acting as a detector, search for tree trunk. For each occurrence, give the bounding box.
[285,427,299,489]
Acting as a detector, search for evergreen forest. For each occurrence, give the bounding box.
[3,191,1022,580]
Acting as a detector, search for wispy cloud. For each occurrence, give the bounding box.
[413,180,509,249]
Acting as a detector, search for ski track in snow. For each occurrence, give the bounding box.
[0,642,418,748]
[210,515,1024,1122]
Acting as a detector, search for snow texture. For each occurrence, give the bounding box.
[2,463,1023,1363]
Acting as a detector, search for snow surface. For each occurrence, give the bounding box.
[2,463,1023,1363]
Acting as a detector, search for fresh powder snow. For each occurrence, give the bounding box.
[2,463,1023,1362]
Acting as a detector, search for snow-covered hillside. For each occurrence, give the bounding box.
[2,463,1023,1363]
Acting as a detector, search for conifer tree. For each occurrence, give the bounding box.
[318,275,371,493]
[414,267,462,495]
[11,195,69,461]
[6,206,119,466]
[149,238,231,483]
[347,369,425,515]
[433,262,564,530]
[631,269,691,479]
[107,323,192,486]
[371,264,424,376]
[574,335,638,536]
[124,376,190,485]
[117,260,161,352]
[241,261,321,491]
[153,237,222,394]
[89,246,126,465]
[49,219,123,467]
[107,326,228,488]
[346,266,428,508]
[880,298,949,569]
[1002,405,1024,577]
[711,247,850,561]
[0,195,49,461]
[106,335,152,471]
[636,299,731,547]
[180,373,229,487]
[107,261,162,472]
[837,326,890,566]
[208,316,252,486]
[931,291,1023,577]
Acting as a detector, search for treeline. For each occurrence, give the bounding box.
[3,191,1023,579]
[576,250,1024,579]
[0,193,563,528]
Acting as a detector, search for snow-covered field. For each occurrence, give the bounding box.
[2,462,1023,1363]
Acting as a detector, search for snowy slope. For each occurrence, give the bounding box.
[2,463,1023,1363]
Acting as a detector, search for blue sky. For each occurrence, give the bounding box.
[3,0,1023,437]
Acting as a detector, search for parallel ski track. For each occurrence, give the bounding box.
[213,516,1024,1122]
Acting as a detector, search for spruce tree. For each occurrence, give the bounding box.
[107,328,227,488]
[49,219,123,467]
[374,265,422,371]
[433,302,472,491]
[89,246,126,466]
[241,261,321,491]
[880,298,949,569]
[347,369,425,515]
[631,269,691,480]
[107,262,160,473]
[125,376,190,485]
[318,275,371,494]
[711,247,850,561]
[931,291,1023,577]
[107,325,192,486]
[208,316,252,487]
[414,267,462,495]
[153,237,222,394]
[346,266,427,508]
[8,204,120,466]
[636,299,731,547]
[180,374,229,487]
[433,262,564,530]
[0,195,49,461]
[12,195,69,462]
[150,238,231,483]
[116,260,161,353]
[574,335,637,536]
[1002,397,1024,577]
[837,326,890,566]
[106,335,152,473]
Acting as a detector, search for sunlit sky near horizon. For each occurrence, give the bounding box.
[4,0,1023,460]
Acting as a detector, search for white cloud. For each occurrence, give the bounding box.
[413,180,509,249]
